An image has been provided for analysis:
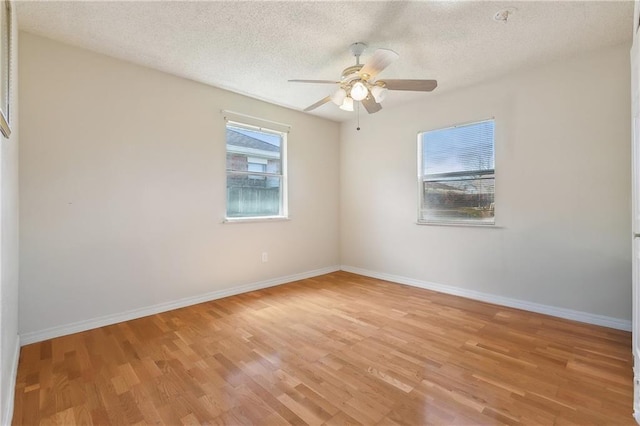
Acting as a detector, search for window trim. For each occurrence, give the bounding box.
[416,118,496,227]
[225,119,289,222]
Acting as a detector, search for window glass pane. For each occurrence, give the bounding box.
[422,120,494,175]
[421,176,495,222]
[419,119,495,224]
[226,126,281,173]
[225,121,286,219]
[227,173,281,217]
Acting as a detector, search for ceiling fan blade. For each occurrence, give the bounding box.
[362,96,382,114]
[382,79,438,92]
[289,79,339,84]
[304,96,332,112]
[359,48,399,80]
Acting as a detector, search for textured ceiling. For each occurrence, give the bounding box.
[16,1,634,122]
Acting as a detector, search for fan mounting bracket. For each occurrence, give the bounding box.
[350,42,367,58]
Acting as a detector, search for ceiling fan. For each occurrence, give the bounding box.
[289,42,437,114]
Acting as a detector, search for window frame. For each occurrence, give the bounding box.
[224,120,288,222]
[417,118,496,227]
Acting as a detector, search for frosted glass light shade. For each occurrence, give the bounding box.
[350,81,368,101]
[371,85,388,103]
[339,97,354,111]
[331,88,347,106]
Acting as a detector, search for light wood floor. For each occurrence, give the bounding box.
[13,271,634,425]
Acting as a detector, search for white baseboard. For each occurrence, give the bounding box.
[20,266,340,346]
[635,349,640,425]
[20,264,630,345]
[341,265,632,331]
[1,335,19,426]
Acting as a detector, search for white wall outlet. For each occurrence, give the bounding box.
[262,252,268,262]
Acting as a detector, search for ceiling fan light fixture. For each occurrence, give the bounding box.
[292,42,437,116]
[331,88,347,106]
[350,81,369,101]
[371,84,388,103]
[339,97,354,111]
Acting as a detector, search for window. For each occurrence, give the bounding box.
[418,119,495,225]
[226,121,287,220]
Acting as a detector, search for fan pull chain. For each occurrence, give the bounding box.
[356,101,361,131]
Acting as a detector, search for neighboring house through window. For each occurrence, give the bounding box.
[225,121,287,220]
[418,119,495,225]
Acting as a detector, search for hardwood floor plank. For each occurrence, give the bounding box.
[13,271,635,424]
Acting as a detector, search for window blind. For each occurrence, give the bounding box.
[419,119,495,225]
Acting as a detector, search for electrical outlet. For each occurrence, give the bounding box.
[262,252,268,263]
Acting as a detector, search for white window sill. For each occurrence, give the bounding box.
[416,221,502,228]
[223,216,290,224]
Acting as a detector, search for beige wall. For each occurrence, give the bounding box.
[340,43,632,321]
[18,32,340,336]
[1,4,19,424]
[17,31,633,342]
